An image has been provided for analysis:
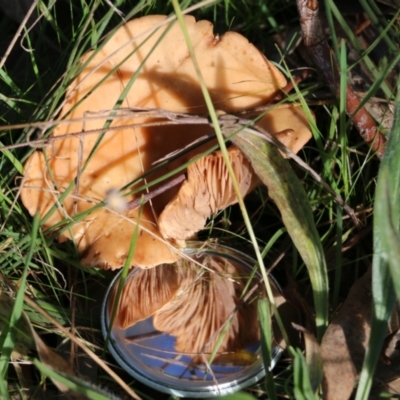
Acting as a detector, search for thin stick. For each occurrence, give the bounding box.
[126,174,186,210]
[0,0,39,70]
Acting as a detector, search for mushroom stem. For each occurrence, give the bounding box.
[126,174,186,210]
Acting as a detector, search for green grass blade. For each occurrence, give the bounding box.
[355,80,400,400]
[0,213,40,397]
[33,359,113,400]
[219,393,258,400]
[258,299,277,400]
[289,347,318,400]
[170,0,287,342]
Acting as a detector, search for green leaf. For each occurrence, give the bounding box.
[222,122,329,340]
[258,299,277,400]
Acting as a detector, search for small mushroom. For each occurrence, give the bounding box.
[159,104,313,242]
[21,14,312,269]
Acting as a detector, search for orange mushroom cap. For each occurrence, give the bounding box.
[21,14,311,269]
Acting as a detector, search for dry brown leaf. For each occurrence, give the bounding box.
[372,326,400,394]
[320,268,372,400]
[20,15,311,269]
[0,292,84,398]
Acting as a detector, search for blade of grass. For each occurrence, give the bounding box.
[33,359,114,400]
[0,212,39,397]
[258,299,278,400]
[329,0,393,99]
[355,79,400,400]
[339,39,350,197]
[104,203,143,348]
[170,0,288,346]
[289,347,318,400]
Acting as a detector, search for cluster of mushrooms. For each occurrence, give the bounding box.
[21,15,312,361]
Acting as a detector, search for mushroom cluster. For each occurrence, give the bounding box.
[21,15,312,360]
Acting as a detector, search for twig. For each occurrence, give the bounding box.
[0,0,39,69]
[125,174,186,210]
[296,0,387,158]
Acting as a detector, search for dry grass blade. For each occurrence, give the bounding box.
[23,293,142,400]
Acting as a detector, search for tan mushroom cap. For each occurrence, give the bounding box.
[20,14,308,269]
[257,104,313,154]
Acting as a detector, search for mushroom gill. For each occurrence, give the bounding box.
[113,251,262,360]
[153,255,261,358]
[159,146,258,242]
[113,263,181,329]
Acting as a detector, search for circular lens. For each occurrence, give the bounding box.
[102,243,282,398]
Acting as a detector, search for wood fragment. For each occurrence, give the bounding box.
[296,0,387,158]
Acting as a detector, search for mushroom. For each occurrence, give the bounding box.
[114,251,266,360]
[21,14,312,269]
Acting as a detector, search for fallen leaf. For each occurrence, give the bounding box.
[320,268,372,400]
